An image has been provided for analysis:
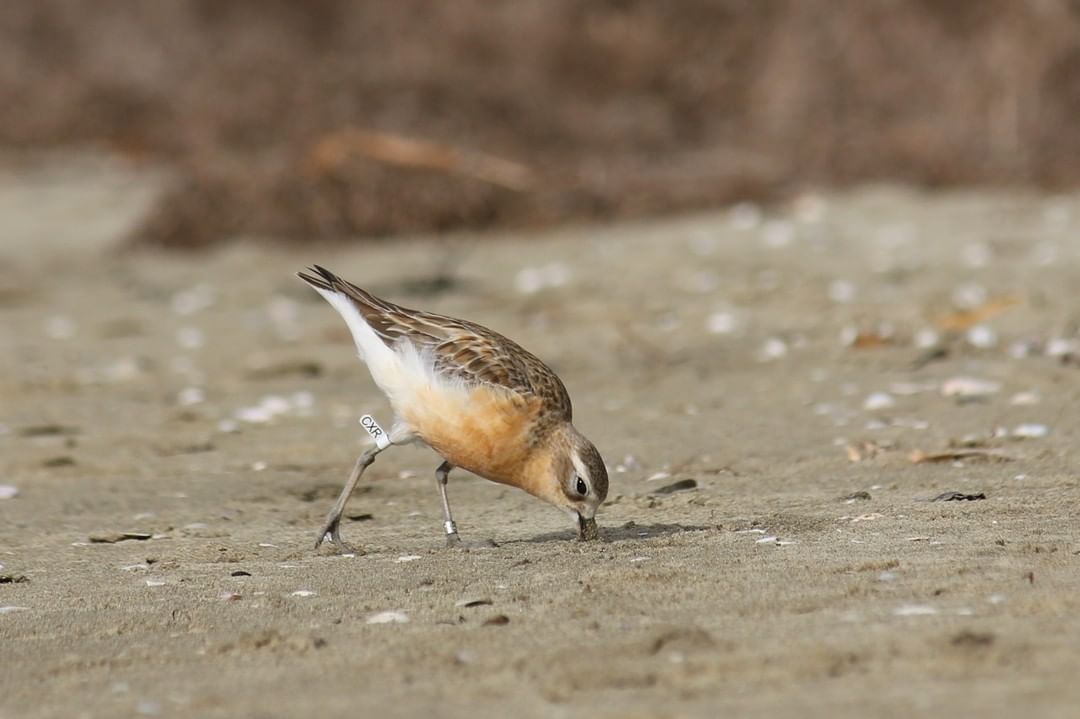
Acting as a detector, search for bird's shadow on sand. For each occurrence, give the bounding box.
[513,522,714,545]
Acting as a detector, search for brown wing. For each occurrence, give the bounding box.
[298,265,573,420]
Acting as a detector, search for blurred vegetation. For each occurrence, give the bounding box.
[1,0,1078,246]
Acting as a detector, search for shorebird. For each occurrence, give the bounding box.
[297,265,608,551]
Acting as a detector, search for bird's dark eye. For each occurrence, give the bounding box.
[575,477,588,496]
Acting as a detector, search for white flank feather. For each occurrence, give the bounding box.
[313,287,400,390]
[312,286,466,436]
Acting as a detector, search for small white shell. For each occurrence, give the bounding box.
[366,611,409,624]
[894,604,937,617]
[705,311,738,335]
[1012,424,1049,439]
[863,392,896,411]
[758,337,788,362]
[965,325,997,349]
[941,377,1001,398]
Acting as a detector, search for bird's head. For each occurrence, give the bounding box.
[527,424,608,540]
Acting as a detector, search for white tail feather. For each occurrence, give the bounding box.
[312,286,459,417]
[314,287,399,386]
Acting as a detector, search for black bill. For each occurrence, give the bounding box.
[577,513,599,541]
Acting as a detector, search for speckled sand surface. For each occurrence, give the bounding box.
[2,160,1080,718]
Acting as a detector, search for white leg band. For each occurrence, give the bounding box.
[359,414,392,450]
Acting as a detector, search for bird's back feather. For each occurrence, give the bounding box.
[297,265,573,425]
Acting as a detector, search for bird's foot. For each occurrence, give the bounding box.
[444,532,497,549]
[314,515,357,554]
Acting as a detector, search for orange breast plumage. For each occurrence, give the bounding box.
[399,382,542,484]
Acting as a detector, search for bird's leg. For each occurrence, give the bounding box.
[435,461,461,547]
[315,446,381,552]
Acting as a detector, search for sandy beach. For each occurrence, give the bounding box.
[2,163,1080,718]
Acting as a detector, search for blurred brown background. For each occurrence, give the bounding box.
[2,0,1078,247]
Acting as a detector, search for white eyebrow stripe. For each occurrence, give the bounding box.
[570,450,589,484]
